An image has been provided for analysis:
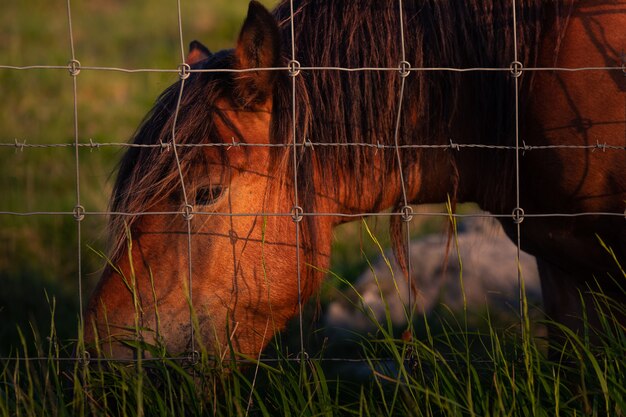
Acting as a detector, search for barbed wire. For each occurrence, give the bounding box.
[2,139,625,151]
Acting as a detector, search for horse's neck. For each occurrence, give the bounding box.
[310,147,473,219]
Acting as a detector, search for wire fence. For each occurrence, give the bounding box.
[1,0,625,367]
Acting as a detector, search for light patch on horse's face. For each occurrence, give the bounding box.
[84,96,309,358]
[156,106,307,354]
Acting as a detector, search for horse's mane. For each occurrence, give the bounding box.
[109,0,566,262]
[107,50,241,261]
[272,0,554,208]
[271,0,561,278]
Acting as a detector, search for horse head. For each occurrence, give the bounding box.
[84,2,340,359]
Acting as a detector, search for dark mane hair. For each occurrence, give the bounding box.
[108,50,242,260]
[109,0,567,262]
[273,0,554,206]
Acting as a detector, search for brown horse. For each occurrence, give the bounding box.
[85,0,625,359]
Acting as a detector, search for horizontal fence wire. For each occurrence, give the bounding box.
[3,140,626,151]
[0,354,530,366]
[1,0,625,367]
[0,210,624,219]
[1,63,624,73]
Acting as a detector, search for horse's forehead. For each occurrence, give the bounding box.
[214,100,273,145]
[191,105,272,174]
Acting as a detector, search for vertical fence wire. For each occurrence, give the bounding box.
[173,0,198,363]
[65,0,85,360]
[288,0,307,361]
[510,0,527,340]
[393,0,415,333]
[163,0,198,360]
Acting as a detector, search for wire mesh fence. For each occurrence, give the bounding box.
[0,0,624,368]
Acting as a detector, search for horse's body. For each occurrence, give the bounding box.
[85,0,625,358]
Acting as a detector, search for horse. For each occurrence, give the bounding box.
[84,0,625,359]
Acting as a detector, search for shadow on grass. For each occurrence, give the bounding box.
[0,269,79,358]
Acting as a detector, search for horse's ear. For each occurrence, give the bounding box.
[234,0,281,105]
[187,40,212,65]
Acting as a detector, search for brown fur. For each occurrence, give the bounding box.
[86,1,625,359]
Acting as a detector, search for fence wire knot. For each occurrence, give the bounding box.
[226,137,240,150]
[449,139,460,151]
[297,350,310,363]
[182,204,194,221]
[187,350,200,366]
[77,350,90,367]
[73,205,85,222]
[229,229,238,245]
[510,61,523,78]
[512,207,525,224]
[291,205,304,223]
[398,61,411,78]
[14,139,25,153]
[288,60,301,77]
[178,63,191,80]
[401,205,414,222]
[595,141,607,152]
[67,59,81,76]
[159,140,172,152]
[88,138,100,152]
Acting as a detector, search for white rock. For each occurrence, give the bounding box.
[325,217,542,334]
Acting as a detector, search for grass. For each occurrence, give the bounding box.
[1,221,625,416]
[1,290,625,416]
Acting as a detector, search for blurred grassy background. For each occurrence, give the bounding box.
[0,0,280,355]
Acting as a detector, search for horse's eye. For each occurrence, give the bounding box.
[195,186,224,206]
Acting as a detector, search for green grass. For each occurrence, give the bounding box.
[1,263,625,416]
[1,220,625,416]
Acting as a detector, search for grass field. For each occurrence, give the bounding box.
[1,1,625,415]
[2,250,625,416]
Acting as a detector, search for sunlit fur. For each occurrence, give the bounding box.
[87,1,625,359]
